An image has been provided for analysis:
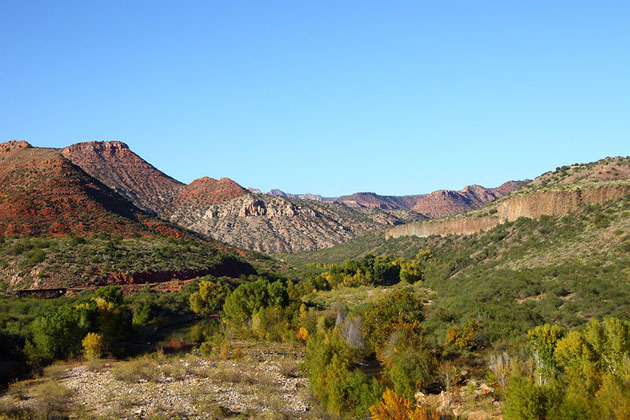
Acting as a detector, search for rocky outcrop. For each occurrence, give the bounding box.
[170,193,423,253]
[495,186,630,222]
[386,185,630,239]
[386,216,500,239]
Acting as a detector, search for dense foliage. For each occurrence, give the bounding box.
[0,235,254,290]
[503,318,630,420]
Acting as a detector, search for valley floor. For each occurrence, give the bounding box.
[1,341,325,420]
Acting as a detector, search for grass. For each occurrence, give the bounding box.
[112,354,161,383]
[31,380,73,418]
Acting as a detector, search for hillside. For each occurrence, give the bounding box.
[62,141,183,217]
[0,141,184,239]
[169,193,423,253]
[387,156,630,239]
[282,182,630,345]
[0,236,255,291]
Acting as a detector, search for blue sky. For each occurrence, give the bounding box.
[1,1,629,196]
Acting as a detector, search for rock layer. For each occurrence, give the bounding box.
[386,185,630,239]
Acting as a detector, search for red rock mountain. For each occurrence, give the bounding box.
[0,141,186,238]
[62,141,183,216]
[334,182,528,217]
[411,181,529,217]
[63,141,248,217]
[56,140,528,253]
[174,177,248,208]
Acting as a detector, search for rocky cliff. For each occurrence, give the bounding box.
[387,184,630,239]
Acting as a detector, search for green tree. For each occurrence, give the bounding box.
[189,279,231,316]
[528,324,563,383]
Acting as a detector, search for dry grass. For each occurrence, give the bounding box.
[112,355,160,383]
[32,380,73,419]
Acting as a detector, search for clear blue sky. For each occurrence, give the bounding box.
[2,1,629,196]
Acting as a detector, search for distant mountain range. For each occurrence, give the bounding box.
[4,140,528,253]
[247,180,530,217]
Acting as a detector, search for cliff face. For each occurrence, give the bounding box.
[386,185,630,239]
[496,187,630,222]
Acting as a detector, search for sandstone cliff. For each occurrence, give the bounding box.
[387,156,630,239]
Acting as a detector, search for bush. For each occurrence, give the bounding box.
[82,332,103,360]
[199,341,213,358]
[369,388,439,420]
[32,380,72,419]
[362,289,424,353]
[113,356,159,383]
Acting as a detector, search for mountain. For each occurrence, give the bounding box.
[61,141,423,253]
[256,183,528,216]
[173,177,248,208]
[168,193,423,253]
[0,141,183,238]
[58,140,527,254]
[268,189,329,201]
[0,140,256,290]
[408,181,529,217]
[62,141,183,217]
[333,182,528,216]
[334,192,421,209]
[386,157,630,239]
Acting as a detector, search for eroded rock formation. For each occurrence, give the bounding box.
[386,185,630,239]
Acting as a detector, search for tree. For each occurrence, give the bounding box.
[189,279,231,316]
[82,333,103,360]
[527,324,563,384]
[222,278,287,324]
[362,290,424,353]
[503,374,548,420]
[445,318,481,351]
